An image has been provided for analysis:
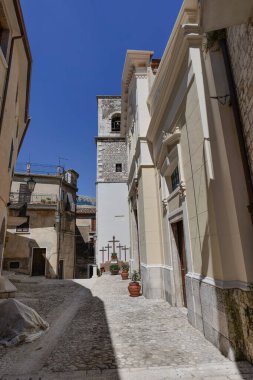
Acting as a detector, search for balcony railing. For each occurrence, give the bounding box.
[9,192,58,205]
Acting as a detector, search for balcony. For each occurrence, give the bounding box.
[9,192,58,206]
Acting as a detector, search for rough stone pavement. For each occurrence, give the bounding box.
[0,273,253,379]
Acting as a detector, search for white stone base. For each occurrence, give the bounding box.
[140,264,173,302]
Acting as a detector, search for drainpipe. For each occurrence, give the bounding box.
[220,37,253,224]
[56,176,63,279]
[0,35,23,135]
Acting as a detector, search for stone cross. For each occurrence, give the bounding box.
[108,236,120,254]
[116,244,123,261]
[105,244,112,262]
[99,247,106,263]
[121,246,129,262]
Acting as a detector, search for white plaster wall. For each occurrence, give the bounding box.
[96,182,130,265]
[11,181,59,196]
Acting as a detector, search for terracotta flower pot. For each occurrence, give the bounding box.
[121,271,129,280]
[128,281,141,297]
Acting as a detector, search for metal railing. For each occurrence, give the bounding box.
[10,192,58,205]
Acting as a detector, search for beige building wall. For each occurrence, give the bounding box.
[5,209,57,277]
[5,170,78,280]
[145,0,253,362]
[0,0,31,296]
[121,51,166,298]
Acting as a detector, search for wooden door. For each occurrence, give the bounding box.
[172,221,187,307]
[32,248,46,276]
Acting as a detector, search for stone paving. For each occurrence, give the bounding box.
[0,273,253,379]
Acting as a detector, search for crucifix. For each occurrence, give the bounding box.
[121,246,129,262]
[105,244,112,262]
[116,244,123,261]
[108,236,120,254]
[99,247,106,263]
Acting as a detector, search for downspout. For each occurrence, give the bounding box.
[220,37,253,224]
[56,176,63,278]
[0,35,23,136]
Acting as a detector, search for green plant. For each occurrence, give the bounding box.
[97,268,101,277]
[131,270,141,282]
[110,264,120,272]
[121,264,129,272]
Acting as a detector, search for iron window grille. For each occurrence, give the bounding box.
[171,166,180,192]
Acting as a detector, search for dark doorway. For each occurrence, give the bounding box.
[59,260,64,279]
[32,248,46,276]
[172,220,187,307]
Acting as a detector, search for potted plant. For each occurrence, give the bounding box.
[110,264,120,275]
[121,263,129,280]
[128,270,141,297]
[111,253,117,261]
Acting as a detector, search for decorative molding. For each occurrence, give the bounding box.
[141,263,173,271]
[162,198,168,213]
[157,128,181,169]
[134,74,147,80]
[168,207,183,221]
[178,180,186,199]
[186,272,252,291]
[181,23,200,37]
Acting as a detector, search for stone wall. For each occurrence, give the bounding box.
[227,23,253,180]
[186,275,253,363]
[97,140,128,182]
[97,96,121,137]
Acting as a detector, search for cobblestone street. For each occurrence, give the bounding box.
[1,273,253,379]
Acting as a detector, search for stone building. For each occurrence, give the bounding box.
[120,0,253,364]
[96,96,130,266]
[4,169,78,279]
[0,0,32,297]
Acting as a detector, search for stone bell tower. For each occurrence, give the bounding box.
[95,96,130,267]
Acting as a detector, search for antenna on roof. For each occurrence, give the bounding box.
[58,156,68,175]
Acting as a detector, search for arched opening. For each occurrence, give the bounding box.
[0,218,6,275]
[111,114,121,133]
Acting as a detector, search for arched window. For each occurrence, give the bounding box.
[111,114,121,132]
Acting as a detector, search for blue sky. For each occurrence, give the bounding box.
[19,0,183,196]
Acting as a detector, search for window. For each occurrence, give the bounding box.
[9,261,20,269]
[111,114,121,132]
[116,163,122,172]
[8,139,14,170]
[171,166,180,191]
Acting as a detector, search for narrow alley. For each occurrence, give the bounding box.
[1,273,253,380]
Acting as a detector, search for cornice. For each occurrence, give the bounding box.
[95,136,126,142]
[147,23,203,143]
[156,127,181,169]
[121,50,153,134]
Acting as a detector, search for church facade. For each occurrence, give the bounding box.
[118,0,253,363]
[95,96,130,266]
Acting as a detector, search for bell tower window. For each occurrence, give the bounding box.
[111,114,121,133]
